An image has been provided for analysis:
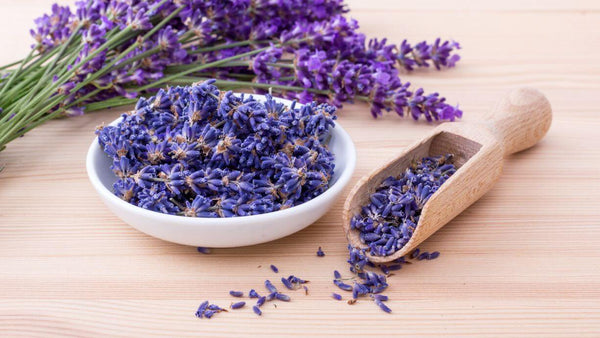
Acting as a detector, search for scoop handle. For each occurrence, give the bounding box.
[485,87,552,156]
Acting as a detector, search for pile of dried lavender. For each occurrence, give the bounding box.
[350,154,456,256]
[96,80,337,217]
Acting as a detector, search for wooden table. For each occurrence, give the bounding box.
[1,1,599,336]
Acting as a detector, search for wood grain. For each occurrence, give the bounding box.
[1,1,600,337]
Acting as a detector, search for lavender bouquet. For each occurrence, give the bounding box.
[0,0,461,153]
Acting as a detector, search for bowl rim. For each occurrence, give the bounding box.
[85,95,356,227]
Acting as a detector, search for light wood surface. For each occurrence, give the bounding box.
[1,1,599,337]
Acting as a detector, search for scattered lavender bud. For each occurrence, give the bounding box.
[333,280,353,291]
[275,293,291,302]
[429,251,440,260]
[417,252,429,261]
[266,292,277,301]
[204,310,216,318]
[270,264,279,273]
[332,293,342,301]
[334,270,342,279]
[253,305,262,316]
[265,280,277,293]
[372,295,389,302]
[230,301,246,309]
[281,277,294,290]
[257,296,266,307]
[317,247,325,257]
[197,247,211,254]
[229,290,244,297]
[248,289,260,298]
[195,301,209,318]
[374,299,392,313]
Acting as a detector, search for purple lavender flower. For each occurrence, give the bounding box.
[332,293,342,301]
[317,246,325,257]
[229,290,244,297]
[230,301,246,309]
[270,264,279,273]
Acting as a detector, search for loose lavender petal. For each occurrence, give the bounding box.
[375,299,392,313]
[270,264,279,273]
[230,301,246,309]
[195,300,209,318]
[253,305,262,316]
[229,290,244,297]
[265,280,277,293]
[372,294,389,302]
[197,247,211,254]
[281,277,294,290]
[317,247,325,257]
[249,289,260,298]
[332,293,342,300]
[333,280,353,291]
[275,293,291,302]
[334,270,342,279]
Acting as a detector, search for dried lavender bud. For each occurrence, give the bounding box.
[275,293,291,302]
[270,265,279,273]
[350,154,456,257]
[372,294,389,302]
[429,251,440,260]
[256,296,266,307]
[332,293,342,301]
[410,249,420,259]
[266,292,277,301]
[333,270,342,279]
[317,247,325,257]
[230,301,246,309]
[264,280,277,293]
[374,299,392,313]
[248,289,261,298]
[281,277,294,290]
[197,247,211,254]
[288,275,309,284]
[253,305,262,316]
[229,290,244,297]
[333,280,353,291]
[204,310,216,318]
[195,301,209,318]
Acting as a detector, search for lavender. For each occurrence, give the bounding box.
[96,80,337,217]
[270,265,279,273]
[196,247,211,254]
[332,293,342,301]
[229,290,244,297]
[317,247,325,257]
[0,0,461,154]
[253,306,262,316]
[230,301,246,310]
[350,154,456,257]
[195,301,226,319]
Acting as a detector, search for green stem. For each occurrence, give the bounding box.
[190,40,271,54]
[0,47,37,99]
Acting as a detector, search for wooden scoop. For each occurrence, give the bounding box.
[342,87,552,264]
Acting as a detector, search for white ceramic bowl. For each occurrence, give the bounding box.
[86,95,356,247]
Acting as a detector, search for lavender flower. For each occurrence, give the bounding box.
[229,290,244,297]
[230,301,246,309]
[253,305,262,316]
[332,293,342,301]
[317,247,325,257]
[270,264,279,273]
[197,247,211,254]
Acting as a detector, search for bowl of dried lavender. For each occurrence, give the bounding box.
[86,80,356,247]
